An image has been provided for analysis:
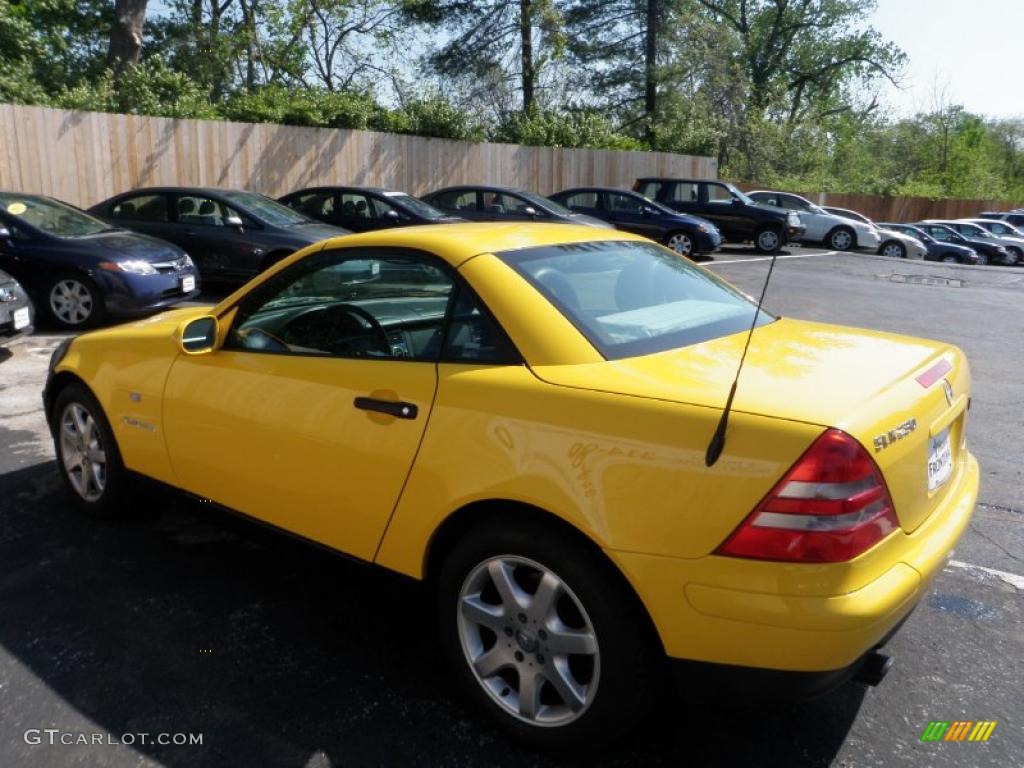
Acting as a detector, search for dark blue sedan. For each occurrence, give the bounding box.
[548,187,723,257]
[0,193,200,329]
[878,223,979,264]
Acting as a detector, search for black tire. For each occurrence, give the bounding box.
[47,273,106,329]
[879,240,906,259]
[1006,247,1022,266]
[941,254,958,264]
[826,226,856,251]
[753,225,782,254]
[664,230,695,257]
[436,519,657,750]
[51,382,128,518]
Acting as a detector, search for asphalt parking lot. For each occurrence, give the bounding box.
[0,247,1021,767]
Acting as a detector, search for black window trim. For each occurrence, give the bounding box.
[221,244,523,366]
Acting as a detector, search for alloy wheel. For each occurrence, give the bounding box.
[830,230,853,250]
[50,279,95,326]
[881,243,905,258]
[59,402,106,502]
[457,555,600,728]
[667,233,694,256]
[757,230,780,252]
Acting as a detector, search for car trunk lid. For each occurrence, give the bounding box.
[531,317,970,533]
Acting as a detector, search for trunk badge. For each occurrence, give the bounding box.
[873,418,917,452]
[942,379,954,406]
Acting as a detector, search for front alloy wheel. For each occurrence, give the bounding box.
[754,227,781,254]
[457,555,600,727]
[881,242,906,258]
[828,228,855,251]
[666,232,694,257]
[60,402,107,502]
[49,276,102,328]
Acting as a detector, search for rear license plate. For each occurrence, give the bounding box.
[181,275,196,293]
[927,428,953,492]
[13,306,30,330]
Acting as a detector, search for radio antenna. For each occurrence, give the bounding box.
[704,248,781,467]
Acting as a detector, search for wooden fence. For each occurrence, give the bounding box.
[0,104,716,208]
[2,104,1017,221]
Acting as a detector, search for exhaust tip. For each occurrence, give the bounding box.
[855,652,893,687]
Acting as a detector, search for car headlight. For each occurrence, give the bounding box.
[697,224,710,233]
[0,284,16,303]
[183,254,194,268]
[101,259,159,275]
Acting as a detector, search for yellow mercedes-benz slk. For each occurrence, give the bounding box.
[43,223,977,748]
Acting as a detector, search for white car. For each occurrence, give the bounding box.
[823,206,927,260]
[748,191,881,251]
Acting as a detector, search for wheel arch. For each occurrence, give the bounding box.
[825,224,856,248]
[422,498,666,655]
[44,370,97,433]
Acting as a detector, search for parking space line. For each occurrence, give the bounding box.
[710,251,839,265]
[946,559,1024,590]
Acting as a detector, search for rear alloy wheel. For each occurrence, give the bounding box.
[753,226,782,254]
[942,254,958,264]
[976,253,989,265]
[52,383,127,517]
[48,274,105,329]
[438,522,654,749]
[1006,247,1022,266]
[665,232,695,257]
[880,241,906,259]
[828,227,855,251]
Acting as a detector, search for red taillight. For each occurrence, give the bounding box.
[716,429,899,563]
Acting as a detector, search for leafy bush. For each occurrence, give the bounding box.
[494,109,642,149]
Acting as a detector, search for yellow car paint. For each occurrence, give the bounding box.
[50,222,979,676]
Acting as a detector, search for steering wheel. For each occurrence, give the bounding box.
[278,303,392,356]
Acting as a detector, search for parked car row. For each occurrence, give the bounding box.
[4,178,1022,333]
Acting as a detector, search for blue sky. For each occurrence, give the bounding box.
[870,0,1024,118]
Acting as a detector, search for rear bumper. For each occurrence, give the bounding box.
[611,453,978,674]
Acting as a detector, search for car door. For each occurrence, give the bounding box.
[557,190,602,220]
[171,193,258,278]
[604,191,663,239]
[701,182,750,239]
[653,181,702,217]
[778,194,827,241]
[161,247,455,561]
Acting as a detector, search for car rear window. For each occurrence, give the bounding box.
[497,240,773,359]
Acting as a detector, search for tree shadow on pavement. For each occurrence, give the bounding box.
[0,462,865,768]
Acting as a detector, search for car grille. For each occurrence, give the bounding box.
[151,255,190,273]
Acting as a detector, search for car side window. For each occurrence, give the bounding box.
[635,182,658,198]
[432,190,477,212]
[706,184,735,204]
[779,196,808,211]
[443,286,519,364]
[562,192,598,210]
[606,193,644,214]
[290,191,335,218]
[368,195,402,220]
[666,182,700,203]
[929,228,950,241]
[339,193,374,220]
[227,249,455,361]
[110,194,170,222]
[175,195,237,227]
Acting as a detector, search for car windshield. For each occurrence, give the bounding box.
[0,194,112,237]
[383,192,448,220]
[497,240,772,359]
[516,190,572,216]
[221,191,313,226]
[956,222,990,237]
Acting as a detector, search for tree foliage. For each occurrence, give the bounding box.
[0,0,1022,203]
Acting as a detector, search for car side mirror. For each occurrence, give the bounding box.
[524,206,538,217]
[641,205,655,217]
[0,226,10,242]
[225,214,244,229]
[384,209,400,221]
[731,198,743,206]
[180,316,218,355]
